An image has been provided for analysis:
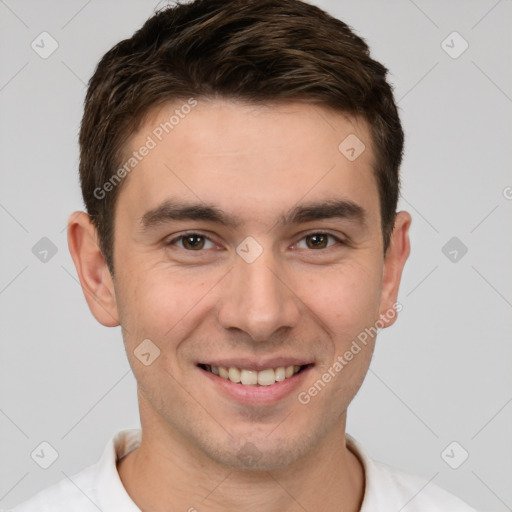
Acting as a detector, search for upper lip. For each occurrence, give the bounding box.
[198,358,313,371]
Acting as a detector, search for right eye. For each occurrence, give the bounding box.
[167,232,216,251]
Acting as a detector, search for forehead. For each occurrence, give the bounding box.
[117,99,379,229]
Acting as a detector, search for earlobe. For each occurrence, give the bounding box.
[378,211,412,328]
[67,211,120,327]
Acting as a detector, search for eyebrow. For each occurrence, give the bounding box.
[139,198,367,231]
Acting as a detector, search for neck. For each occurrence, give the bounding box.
[118,406,364,512]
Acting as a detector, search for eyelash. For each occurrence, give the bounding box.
[166,231,346,252]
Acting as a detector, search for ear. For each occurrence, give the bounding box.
[67,211,120,327]
[378,211,411,328]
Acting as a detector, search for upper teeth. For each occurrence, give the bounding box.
[208,365,301,386]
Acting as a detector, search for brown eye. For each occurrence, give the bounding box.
[182,234,205,250]
[306,234,327,249]
[305,233,329,249]
[294,232,344,251]
[168,233,215,251]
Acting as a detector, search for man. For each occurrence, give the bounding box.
[13,0,477,510]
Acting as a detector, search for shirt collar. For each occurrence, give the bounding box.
[93,428,142,511]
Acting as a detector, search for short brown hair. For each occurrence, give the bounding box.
[79,0,403,273]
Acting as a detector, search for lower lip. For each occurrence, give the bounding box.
[198,365,313,405]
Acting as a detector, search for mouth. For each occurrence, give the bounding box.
[196,360,314,405]
[198,363,311,387]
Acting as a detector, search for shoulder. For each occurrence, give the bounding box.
[346,434,478,512]
[11,429,142,512]
[371,458,477,511]
[10,465,99,512]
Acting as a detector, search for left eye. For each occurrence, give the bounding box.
[295,233,341,250]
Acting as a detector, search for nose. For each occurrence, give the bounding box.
[217,248,301,342]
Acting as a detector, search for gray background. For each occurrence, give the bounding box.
[1,0,511,510]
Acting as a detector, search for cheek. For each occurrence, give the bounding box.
[304,259,383,338]
[115,262,221,347]
[299,262,382,409]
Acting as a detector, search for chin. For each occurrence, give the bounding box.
[201,429,318,472]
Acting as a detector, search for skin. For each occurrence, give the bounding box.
[68,99,411,512]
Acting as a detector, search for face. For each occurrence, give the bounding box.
[84,99,409,470]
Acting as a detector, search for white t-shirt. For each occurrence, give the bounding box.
[11,429,477,512]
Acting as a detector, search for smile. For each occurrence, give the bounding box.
[199,364,305,386]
